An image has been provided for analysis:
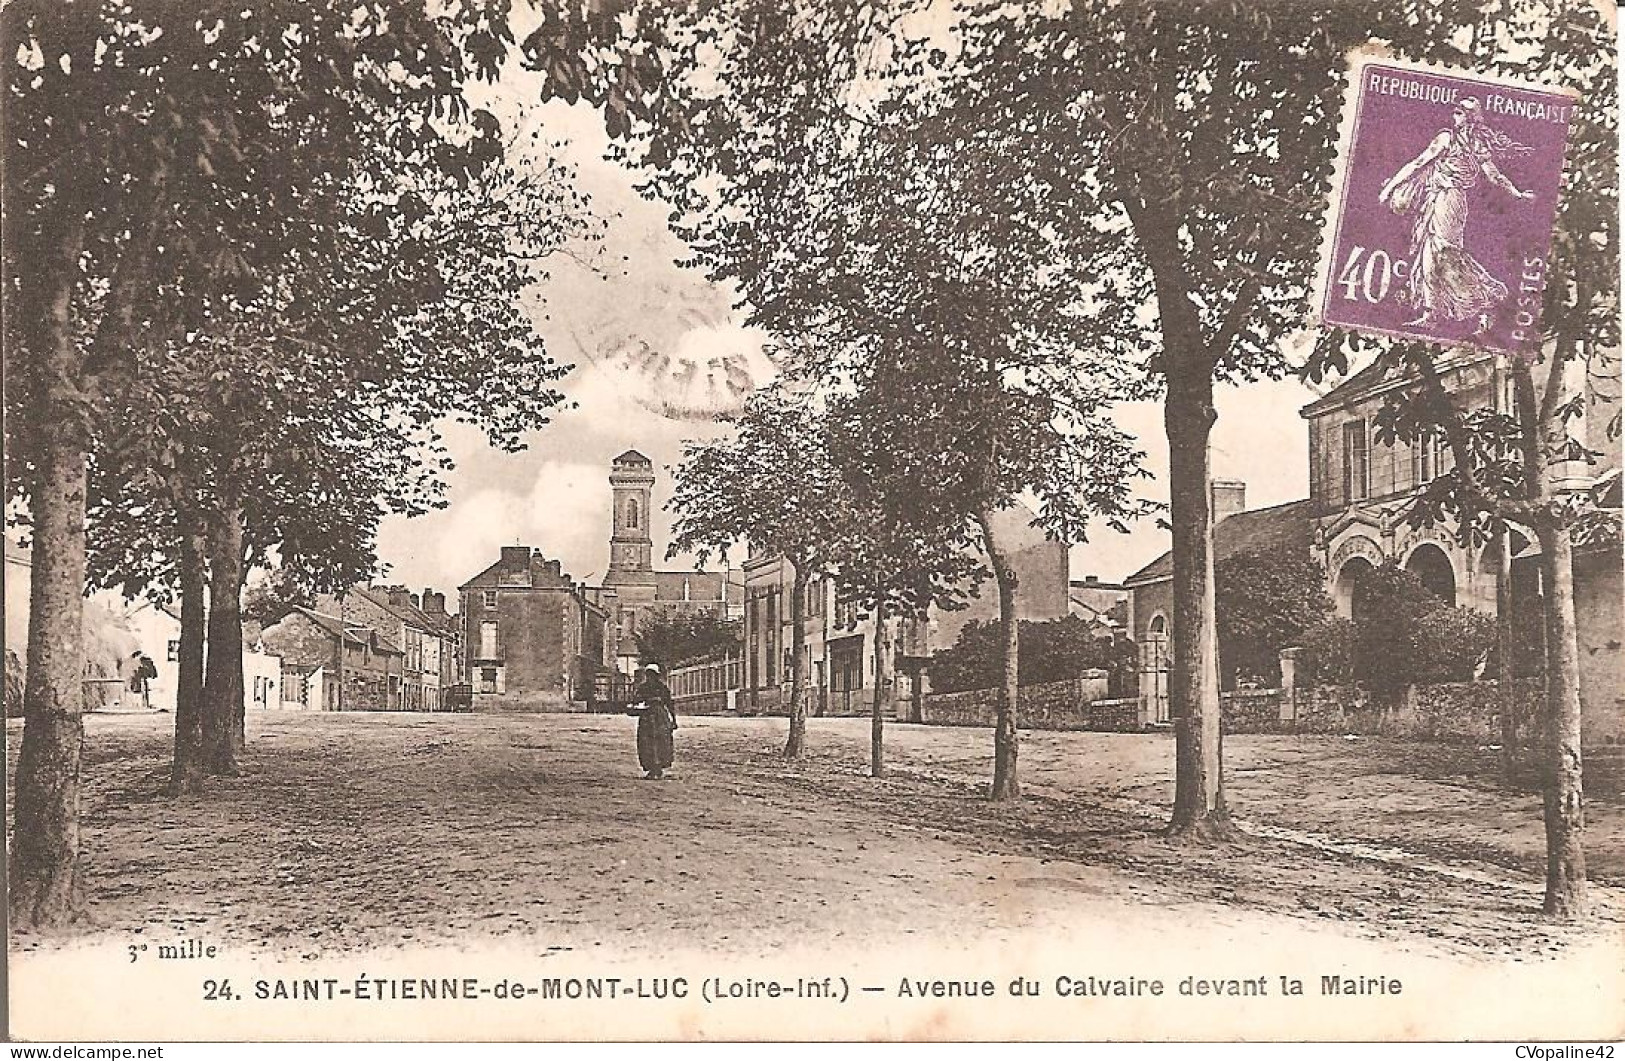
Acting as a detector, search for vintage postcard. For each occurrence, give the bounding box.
[5,0,1622,1047]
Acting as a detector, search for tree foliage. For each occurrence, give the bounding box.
[635,613,741,670]
[930,617,1138,696]
[1,0,597,925]
[1215,547,1332,687]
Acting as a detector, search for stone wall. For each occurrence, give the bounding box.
[1287,679,1544,743]
[918,673,1115,731]
[1221,689,1288,733]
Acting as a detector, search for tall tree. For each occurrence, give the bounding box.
[821,409,982,777]
[530,3,1154,797]
[2,0,571,926]
[668,384,851,758]
[1303,0,1617,917]
[634,613,742,669]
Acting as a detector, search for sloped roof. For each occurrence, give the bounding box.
[294,608,404,654]
[648,569,743,602]
[458,554,577,591]
[355,586,444,634]
[613,449,652,465]
[1298,350,1492,419]
[1124,499,1316,587]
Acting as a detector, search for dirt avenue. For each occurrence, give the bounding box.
[6,711,1622,964]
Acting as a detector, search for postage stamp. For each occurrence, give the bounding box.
[1315,52,1580,356]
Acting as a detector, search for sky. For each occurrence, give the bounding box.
[371,73,1326,602]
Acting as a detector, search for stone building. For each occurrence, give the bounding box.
[458,547,612,710]
[5,538,280,715]
[1300,350,1622,749]
[739,502,1071,717]
[261,607,404,712]
[598,449,744,674]
[313,585,457,712]
[1069,575,1130,638]
[1124,483,1316,644]
[1124,350,1621,752]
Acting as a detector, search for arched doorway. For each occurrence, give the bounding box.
[1333,556,1375,619]
[1404,542,1457,605]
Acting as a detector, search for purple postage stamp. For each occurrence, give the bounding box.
[1315,53,1579,357]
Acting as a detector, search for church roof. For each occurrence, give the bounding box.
[648,569,742,601]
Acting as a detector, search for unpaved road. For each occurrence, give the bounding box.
[8,711,1621,960]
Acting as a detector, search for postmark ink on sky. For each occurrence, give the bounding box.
[1316,53,1578,357]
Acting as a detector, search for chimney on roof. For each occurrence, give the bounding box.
[500,546,531,570]
[1084,575,1100,584]
[387,587,413,610]
[546,559,561,578]
[422,590,446,615]
[1212,480,1247,523]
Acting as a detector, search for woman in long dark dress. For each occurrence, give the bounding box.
[631,664,677,780]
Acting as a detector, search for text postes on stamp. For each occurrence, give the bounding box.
[1316,53,1578,357]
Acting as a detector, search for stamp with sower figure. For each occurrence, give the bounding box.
[1315,52,1579,357]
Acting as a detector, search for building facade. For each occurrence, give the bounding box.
[6,538,281,715]
[598,449,744,674]
[1125,483,1316,645]
[1068,576,1130,638]
[458,547,612,710]
[1300,350,1622,745]
[739,503,1072,717]
[261,607,405,712]
[314,586,457,712]
[1124,351,1621,748]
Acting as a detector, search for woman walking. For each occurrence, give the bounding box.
[630,664,677,780]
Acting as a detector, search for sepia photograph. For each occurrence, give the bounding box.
[3,0,1621,1045]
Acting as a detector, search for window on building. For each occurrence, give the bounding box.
[1412,432,1441,487]
[1149,614,1167,636]
[482,590,498,610]
[479,620,498,659]
[167,639,179,662]
[627,499,639,529]
[1343,420,1370,501]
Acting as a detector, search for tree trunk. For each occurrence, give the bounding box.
[168,515,209,795]
[1496,526,1518,779]
[1164,366,1235,841]
[10,214,91,929]
[870,617,886,778]
[782,566,808,759]
[978,510,1020,801]
[1535,523,1586,917]
[201,502,246,775]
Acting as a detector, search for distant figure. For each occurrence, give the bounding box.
[129,651,158,711]
[628,664,677,780]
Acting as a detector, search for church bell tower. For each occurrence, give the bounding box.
[608,449,655,576]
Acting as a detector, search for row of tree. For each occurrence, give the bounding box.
[6,0,1614,931]
[5,0,607,928]
[529,0,1617,915]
